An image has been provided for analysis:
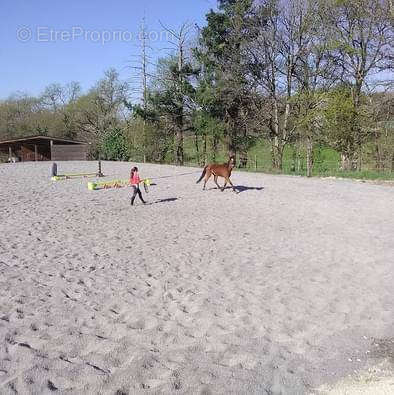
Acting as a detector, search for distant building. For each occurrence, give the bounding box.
[0,135,90,162]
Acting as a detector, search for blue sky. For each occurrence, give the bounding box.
[0,0,217,99]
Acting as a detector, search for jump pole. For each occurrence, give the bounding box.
[51,161,104,181]
[88,179,151,191]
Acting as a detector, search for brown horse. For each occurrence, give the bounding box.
[196,156,237,192]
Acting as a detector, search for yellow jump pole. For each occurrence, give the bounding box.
[87,179,151,191]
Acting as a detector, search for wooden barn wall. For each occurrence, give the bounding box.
[21,144,51,161]
[51,145,88,161]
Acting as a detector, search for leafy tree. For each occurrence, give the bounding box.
[145,54,198,165]
[195,0,255,162]
[321,86,371,170]
[100,127,129,161]
[321,0,393,167]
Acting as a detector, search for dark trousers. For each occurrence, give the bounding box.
[131,185,145,205]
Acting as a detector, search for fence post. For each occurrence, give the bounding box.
[255,154,257,171]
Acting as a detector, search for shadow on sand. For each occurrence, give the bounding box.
[235,185,264,193]
[206,186,264,193]
[147,197,178,205]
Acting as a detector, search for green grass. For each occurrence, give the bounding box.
[314,170,394,181]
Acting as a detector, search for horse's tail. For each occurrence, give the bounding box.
[196,166,207,184]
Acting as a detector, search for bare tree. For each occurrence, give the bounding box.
[247,0,302,170]
[41,82,82,138]
[289,0,338,176]
[74,69,128,146]
[126,17,156,161]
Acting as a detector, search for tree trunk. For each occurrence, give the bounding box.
[176,35,184,166]
[357,149,362,172]
[176,128,184,165]
[270,143,275,168]
[271,138,284,170]
[212,134,219,162]
[340,152,357,171]
[291,145,296,173]
[194,131,200,166]
[227,132,237,159]
[341,153,349,171]
[391,151,394,173]
[271,99,282,170]
[239,151,248,168]
[297,142,302,173]
[374,130,384,171]
[203,133,207,165]
[306,138,313,177]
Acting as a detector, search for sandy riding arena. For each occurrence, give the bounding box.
[0,161,393,394]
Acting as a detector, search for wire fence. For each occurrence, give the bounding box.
[127,150,394,181]
[2,143,392,181]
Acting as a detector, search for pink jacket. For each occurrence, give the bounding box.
[130,172,141,185]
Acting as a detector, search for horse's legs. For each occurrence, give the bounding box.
[203,170,212,190]
[223,180,228,191]
[225,177,237,193]
[213,175,221,190]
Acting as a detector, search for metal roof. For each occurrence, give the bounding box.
[0,135,89,146]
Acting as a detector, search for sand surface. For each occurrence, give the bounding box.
[0,161,393,394]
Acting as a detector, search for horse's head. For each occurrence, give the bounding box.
[228,155,236,169]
